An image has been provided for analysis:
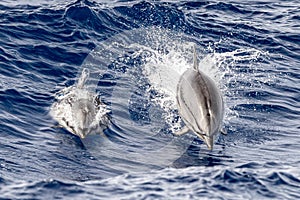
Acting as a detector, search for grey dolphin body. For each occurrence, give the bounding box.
[51,68,110,139]
[70,69,110,138]
[175,47,225,150]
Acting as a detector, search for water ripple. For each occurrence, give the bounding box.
[0,0,299,199]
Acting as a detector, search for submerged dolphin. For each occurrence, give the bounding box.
[175,46,226,150]
[50,68,110,138]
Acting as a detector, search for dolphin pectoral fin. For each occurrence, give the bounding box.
[174,126,190,136]
[220,128,227,135]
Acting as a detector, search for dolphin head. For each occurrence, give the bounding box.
[197,100,223,150]
[194,130,214,150]
[194,120,219,150]
[196,130,218,150]
[72,98,96,138]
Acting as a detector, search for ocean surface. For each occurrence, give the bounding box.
[0,0,299,199]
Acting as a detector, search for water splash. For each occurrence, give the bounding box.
[70,27,202,171]
[52,26,270,173]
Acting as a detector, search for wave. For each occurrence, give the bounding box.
[1,166,300,199]
[0,0,299,199]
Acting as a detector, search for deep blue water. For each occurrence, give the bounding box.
[0,0,300,199]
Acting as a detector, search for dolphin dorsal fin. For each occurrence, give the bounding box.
[193,45,198,71]
[77,68,90,89]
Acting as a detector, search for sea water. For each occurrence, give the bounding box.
[0,0,299,199]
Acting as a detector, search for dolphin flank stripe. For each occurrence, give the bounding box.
[177,80,204,135]
[195,72,211,133]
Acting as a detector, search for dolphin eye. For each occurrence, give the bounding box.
[207,113,210,117]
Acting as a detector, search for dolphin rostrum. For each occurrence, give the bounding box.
[175,46,226,150]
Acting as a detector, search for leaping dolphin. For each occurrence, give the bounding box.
[175,46,226,150]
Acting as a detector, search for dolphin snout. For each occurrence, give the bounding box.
[203,135,214,150]
[77,127,90,138]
